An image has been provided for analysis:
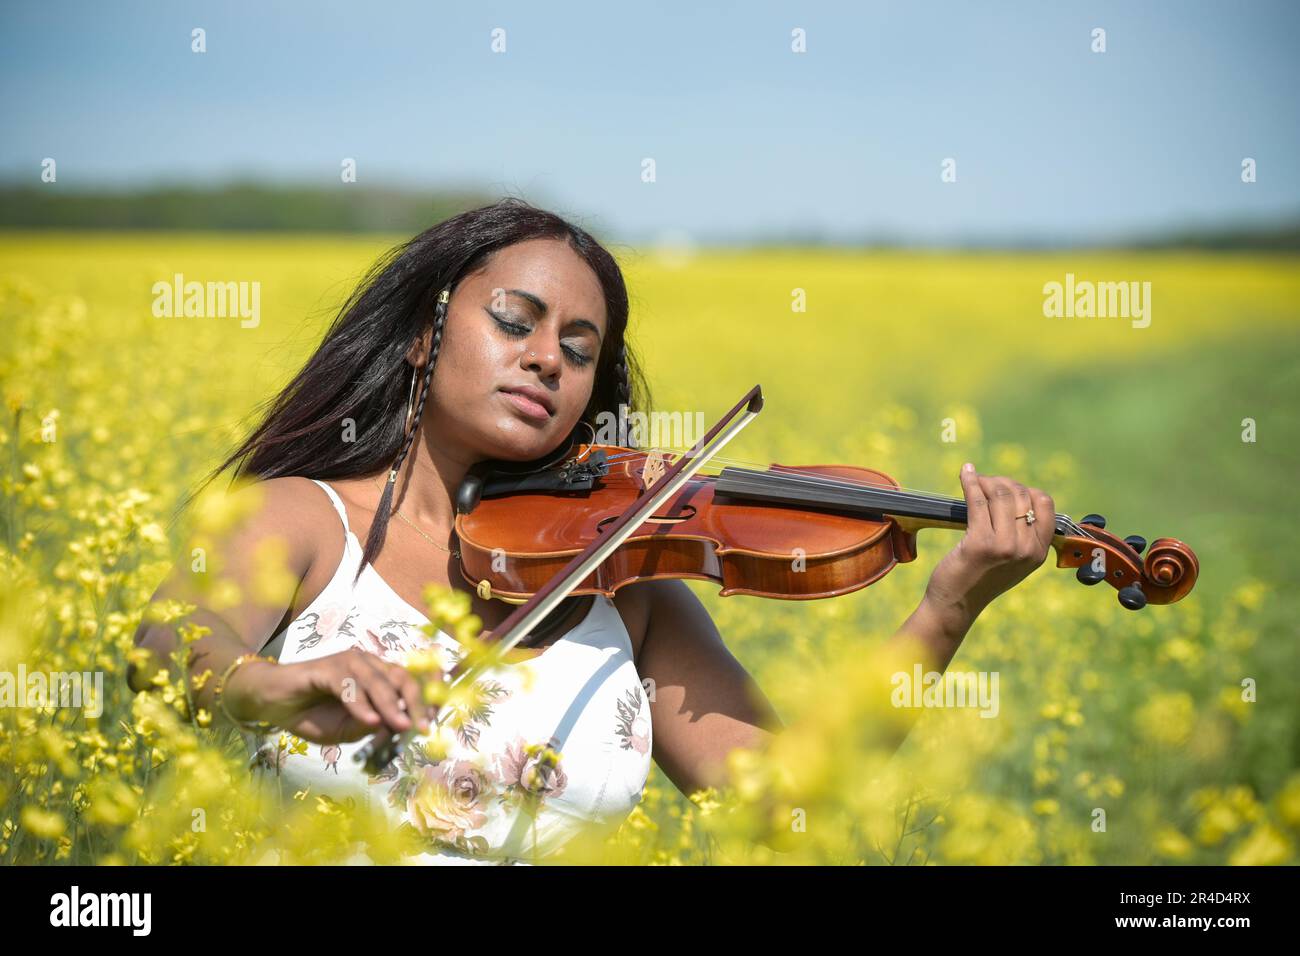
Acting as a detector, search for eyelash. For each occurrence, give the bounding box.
[491,313,593,367]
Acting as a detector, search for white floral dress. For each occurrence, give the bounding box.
[240,479,653,865]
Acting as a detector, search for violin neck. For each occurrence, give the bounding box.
[713,466,1070,538]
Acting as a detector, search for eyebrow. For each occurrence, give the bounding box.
[504,288,602,338]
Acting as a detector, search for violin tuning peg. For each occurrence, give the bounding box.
[1076,564,1106,586]
[1080,513,1107,529]
[1118,583,1147,610]
[1123,534,1147,555]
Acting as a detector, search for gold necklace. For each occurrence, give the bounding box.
[371,476,461,559]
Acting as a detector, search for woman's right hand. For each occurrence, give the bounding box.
[224,649,435,745]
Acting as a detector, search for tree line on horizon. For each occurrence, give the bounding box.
[1,181,1297,250]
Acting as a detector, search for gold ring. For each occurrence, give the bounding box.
[1016,509,1036,525]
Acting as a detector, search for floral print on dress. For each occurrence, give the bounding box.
[494,736,568,812]
[404,759,496,856]
[369,730,437,793]
[352,615,438,661]
[352,622,410,663]
[296,604,355,652]
[614,685,650,754]
[370,672,511,798]
[320,744,341,774]
[443,678,511,751]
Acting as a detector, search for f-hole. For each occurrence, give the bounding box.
[596,503,698,534]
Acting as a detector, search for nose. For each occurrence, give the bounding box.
[520,331,562,379]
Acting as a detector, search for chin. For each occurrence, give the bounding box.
[482,419,566,463]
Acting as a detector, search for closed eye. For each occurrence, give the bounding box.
[489,311,594,367]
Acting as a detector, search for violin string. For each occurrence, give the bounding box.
[600,448,944,497]
[712,464,1095,539]
[605,446,975,500]
[711,465,1096,540]
[596,446,1096,539]
[606,446,995,507]
[602,446,953,503]
[603,447,1015,508]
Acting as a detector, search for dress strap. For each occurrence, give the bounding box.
[308,478,353,537]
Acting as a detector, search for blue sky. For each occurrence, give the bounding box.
[2,0,1297,243]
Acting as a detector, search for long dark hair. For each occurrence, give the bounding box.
[186,197,651,643]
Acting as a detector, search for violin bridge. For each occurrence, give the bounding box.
[641,450,667,490]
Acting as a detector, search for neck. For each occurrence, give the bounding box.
[387,422,473,530]
[713,465,1076,538]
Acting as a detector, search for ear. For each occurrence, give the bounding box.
[404,325,434,367]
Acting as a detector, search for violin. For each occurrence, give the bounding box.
[355,384,1197,773]
[453,411,1198,614]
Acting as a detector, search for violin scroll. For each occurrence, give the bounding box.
[1055,517,1199,610]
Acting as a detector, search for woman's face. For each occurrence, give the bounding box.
[419,237,610,464]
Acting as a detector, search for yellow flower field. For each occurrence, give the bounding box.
[1,232,1297,865]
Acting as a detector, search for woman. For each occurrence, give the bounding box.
[130,198,1056,864]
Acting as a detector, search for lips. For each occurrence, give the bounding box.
[500,385,555,419]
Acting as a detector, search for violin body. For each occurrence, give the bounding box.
[453,443,1199,610]
[457,447,911,601]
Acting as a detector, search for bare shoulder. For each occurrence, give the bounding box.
[197,475,338,574]
[137,476,342,650]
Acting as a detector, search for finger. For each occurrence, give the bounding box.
[959,463,992,538]
[1007,481,1036,553]
[981,475,1019,538]
[1029,487,1057,556]
[330,655,395,728]
[375,658,429,734]
[325,654,385,729]
[354,655,414,733]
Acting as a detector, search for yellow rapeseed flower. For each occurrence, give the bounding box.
[1135,692,1195,748]
[1274,773,1300,828]
[1228,823,1292,866]
[20,805,66,840]
[1153,827,1194,860]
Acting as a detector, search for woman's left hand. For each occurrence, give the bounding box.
[921,462,1056,633]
